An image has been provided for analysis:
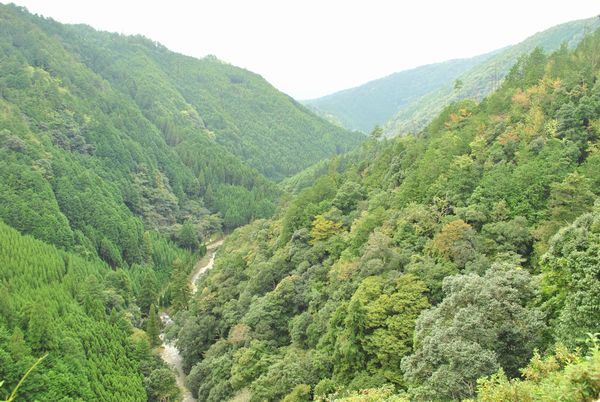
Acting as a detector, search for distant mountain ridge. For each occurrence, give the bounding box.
[384,16,600,136]
[305,16,600,136]
[303,53,496,133]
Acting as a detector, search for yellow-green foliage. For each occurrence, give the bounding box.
[474,345,600,402]
[330,385,409,402]
[311,215,343,244]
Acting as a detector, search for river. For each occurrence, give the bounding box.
[159,239,224,402]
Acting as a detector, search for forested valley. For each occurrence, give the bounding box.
[0,3,361,401]
[1,2,600,402]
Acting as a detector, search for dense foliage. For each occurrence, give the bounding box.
[473,343,600,402]
[172,30,600,401]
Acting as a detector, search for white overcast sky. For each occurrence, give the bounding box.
[5,1,600,99]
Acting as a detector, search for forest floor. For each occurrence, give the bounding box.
[159,238,224,402]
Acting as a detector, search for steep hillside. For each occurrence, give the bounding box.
[0,2,363,254]
[385,16,600,135]
[171,29,600,401]
[39,21,364,180]
[304,53,495,133]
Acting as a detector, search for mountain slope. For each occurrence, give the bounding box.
[304,53,496,133]
[385,16,600,135]
[172,29,600,401]
[39,21,364,180]
[0,2,365,255]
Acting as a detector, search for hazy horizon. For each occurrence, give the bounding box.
[5,0,599,99]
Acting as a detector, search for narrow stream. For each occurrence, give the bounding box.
[159,240,224,402]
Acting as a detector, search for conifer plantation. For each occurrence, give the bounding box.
[1,2,600,402]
